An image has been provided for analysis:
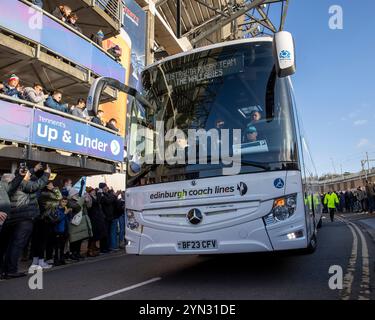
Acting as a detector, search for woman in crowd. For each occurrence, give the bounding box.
[86,187,107,257]
[31,180,62,269]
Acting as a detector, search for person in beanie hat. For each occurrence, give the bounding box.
[0,74,24,99]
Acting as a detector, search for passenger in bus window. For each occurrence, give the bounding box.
[249,110,262,125]
[244,125,258,143]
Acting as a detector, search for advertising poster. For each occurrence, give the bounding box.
[32,109,124,162]
[0,101,33,143]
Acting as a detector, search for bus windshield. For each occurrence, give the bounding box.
[127,41,299,187]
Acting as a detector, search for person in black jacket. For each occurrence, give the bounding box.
[30,181,62,269]
[0,163,50,279]
[97,183,117,252]
[86,188,106,257]
[106,118,119,132]
[0,169,26,232]
[52,5,72,23]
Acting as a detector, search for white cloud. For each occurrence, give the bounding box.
[357,138,370,148]
[353,119,368,126]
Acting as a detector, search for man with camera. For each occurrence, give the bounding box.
[0,162,51,279]
[0,167,27,232]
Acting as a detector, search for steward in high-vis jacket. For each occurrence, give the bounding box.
[324,191,339,222]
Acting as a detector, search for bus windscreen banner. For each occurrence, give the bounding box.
[164,55,245,87]
[32,109,124,162]
[0,100,33,143]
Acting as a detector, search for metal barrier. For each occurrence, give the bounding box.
[95,0,122,25]
[0,94,121,135]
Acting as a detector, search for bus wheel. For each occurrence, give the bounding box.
[305,235,317,254]
[317,218,323,229]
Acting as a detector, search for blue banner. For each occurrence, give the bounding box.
[32,109,124,162]
[122,0,146,90]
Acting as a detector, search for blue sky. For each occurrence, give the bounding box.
[282,0,375,175]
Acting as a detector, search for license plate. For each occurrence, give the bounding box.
[177,240,218,250]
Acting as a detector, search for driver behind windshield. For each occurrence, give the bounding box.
[249,110,262,125]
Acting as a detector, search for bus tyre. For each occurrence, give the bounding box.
[317,218,322,229]
[305,235,317,254]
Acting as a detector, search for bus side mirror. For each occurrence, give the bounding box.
[273,31,296,78]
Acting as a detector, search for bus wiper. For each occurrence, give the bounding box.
[234,160,271,171]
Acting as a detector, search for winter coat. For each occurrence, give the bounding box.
[99,191,117,222]
[365,185,375,197]
[114,198,125,219]
[54,206,69,234]
[106,122,119,132]
[7,172,50,224]
[38,188,62,220]
[44,96,68,113]
[23,87,45,105]
[0,175,24,215]
[1,84,23,99]
[52,7,66,21]
[87,194,107,241]
[68,197,93,243]
[71,108,86,119]
[91,116,104,126]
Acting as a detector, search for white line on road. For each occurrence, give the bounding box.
[347,221,371,300]
[339,219,358,300]
[89,277,162,300]
[337,216,371,300]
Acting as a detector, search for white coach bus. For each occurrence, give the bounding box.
[88,32,322,255]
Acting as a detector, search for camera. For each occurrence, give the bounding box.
[19,162,28,174]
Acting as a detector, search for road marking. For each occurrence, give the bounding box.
[337,216,371,300]
[347,221,371,300]
[338,219,358,300]
[89,277,162,300]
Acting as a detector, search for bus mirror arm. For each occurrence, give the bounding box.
[86,77,155,116]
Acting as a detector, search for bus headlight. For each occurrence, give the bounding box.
[264,194,297,225]
[126,210,141,231]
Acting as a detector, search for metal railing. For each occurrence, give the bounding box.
[0,94,121,136]
[95,0,122,25]
[20,0,120,63]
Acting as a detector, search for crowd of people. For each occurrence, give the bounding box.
[0,74,119,132]
[321,181,375,221]
[30,1,122,60]
[0,162,126,279]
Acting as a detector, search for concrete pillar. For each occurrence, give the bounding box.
[145,1,155,65]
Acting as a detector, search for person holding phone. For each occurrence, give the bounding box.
[0,166,27,231]
[0,163,51,279]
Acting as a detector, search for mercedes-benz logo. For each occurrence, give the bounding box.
[191,180,197,186]
[237,182,248,196]
[187,208,203,225]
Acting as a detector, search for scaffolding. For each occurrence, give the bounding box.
[156,0,289,47]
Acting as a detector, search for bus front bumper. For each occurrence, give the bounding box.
[125,217,307,255]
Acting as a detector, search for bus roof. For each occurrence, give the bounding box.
[145,37,273,71]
